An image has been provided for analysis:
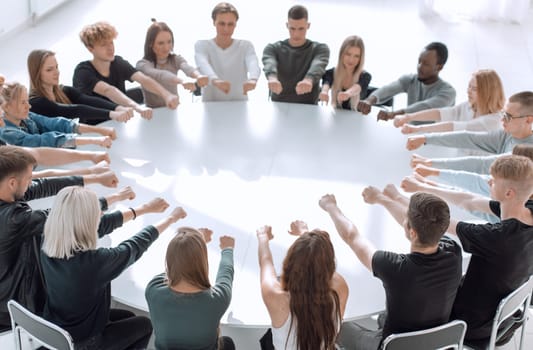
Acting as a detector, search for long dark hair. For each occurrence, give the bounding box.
[143,19,176,65]
[281,230,341,350]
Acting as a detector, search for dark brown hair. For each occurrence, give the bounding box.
[281,229,340,350]
[288,5,308,20]
[512,144,533,161]
[0,145,37,182]
[143,19,176,64]
[509,91,533,116]
[407,192,450,246]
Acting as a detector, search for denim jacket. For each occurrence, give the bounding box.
[0,112,78,148]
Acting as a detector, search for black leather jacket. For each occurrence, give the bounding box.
[0,176,84,327]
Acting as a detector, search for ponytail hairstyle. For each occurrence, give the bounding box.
[143,18,176,65]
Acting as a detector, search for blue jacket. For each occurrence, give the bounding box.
[0,112,78,148]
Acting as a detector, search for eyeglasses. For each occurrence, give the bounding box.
[500,110,530,122]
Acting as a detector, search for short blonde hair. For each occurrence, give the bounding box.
[490,154,533,199]
[79,21,118,48]
[42,186,101,259]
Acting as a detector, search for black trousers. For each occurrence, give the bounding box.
[76,308,152,350]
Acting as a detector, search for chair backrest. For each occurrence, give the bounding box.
[7,300,74,350]
[382,319,467,350]
[488,275,533,349]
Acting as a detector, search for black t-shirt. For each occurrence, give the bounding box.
[489,199,533,217]
[453,218,533,340]
[372,236,462,341]
[72,55,137,101]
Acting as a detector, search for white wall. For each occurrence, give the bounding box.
[30,0,68,17]
[0,0,69,38]
[0,1,29,37]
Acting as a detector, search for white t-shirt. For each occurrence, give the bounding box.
[439,101,502,132]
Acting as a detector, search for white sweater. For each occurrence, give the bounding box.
[194,39,261,101]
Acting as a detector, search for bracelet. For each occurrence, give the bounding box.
[129,207,137,220]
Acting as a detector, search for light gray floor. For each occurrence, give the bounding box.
[1,0,533,349]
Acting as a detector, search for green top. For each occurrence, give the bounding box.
[145,248,234,350]
[262,39,329,104]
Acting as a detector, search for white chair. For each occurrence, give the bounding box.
[464,275,533,350]
[381,319,467,350]
[7,300,74,350]
[0,327,15,350]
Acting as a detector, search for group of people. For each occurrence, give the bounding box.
[0,1,465,149]
[0,1,533,350]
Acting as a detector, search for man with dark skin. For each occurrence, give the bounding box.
[358,42,455,122]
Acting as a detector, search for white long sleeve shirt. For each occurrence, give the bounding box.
[194,39,261,102]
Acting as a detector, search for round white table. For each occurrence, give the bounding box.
[75,100,466,328]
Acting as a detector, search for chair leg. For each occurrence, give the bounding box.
[14,328,23,350]
[517,314,529,350]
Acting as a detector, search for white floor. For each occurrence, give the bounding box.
[1,0,533,349]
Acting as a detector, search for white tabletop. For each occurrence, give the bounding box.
[66,101,467,328]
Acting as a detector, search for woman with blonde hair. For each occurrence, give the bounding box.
[320,35,371,110]
[1,82,114,148]
[27,49,133,124]
[257,222,349,350]
[1,76,110,164]
[40,186,187,350]
[146,226,236,349]
[394,69,505,133]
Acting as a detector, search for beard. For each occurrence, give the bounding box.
[417,74,429,83]
[13,187,27,201]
